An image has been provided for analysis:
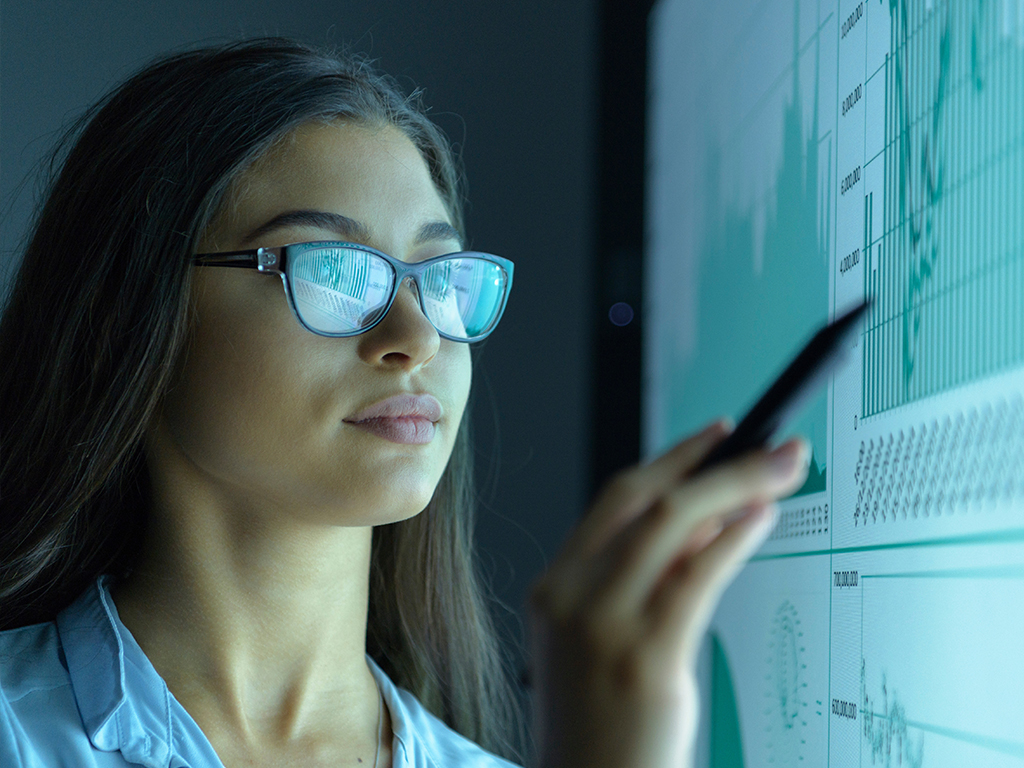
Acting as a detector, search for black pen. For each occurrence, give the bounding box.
[691,298,873,475]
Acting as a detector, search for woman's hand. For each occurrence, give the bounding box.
[527,419,809,768]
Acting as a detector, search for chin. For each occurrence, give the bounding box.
[361,482,439,526]
[377,503,431,526]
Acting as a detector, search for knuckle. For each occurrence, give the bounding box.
[647,497,675,525]
[721,453,776,498]
[613,502,670,571]
[664,482,697,516]
[605,468,643,502]
[640,500,675,545]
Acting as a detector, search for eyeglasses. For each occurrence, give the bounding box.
[192,241,514,342]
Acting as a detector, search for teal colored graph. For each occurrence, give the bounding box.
[860,661,1024,764]
[668,0,831,497]
[766,599,810,765]
[862,0,1024,417]
[860,661,925,768]
[856,561,1024,765]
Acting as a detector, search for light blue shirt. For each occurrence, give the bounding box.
[0,574,523,767]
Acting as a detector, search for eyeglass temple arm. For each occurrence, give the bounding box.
[191,248,284,271]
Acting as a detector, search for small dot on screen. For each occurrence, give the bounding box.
[608,302,634,326]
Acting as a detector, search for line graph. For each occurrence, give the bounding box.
[862,0,1024,417]
[848,548,1024,767]
[860,662,924,768]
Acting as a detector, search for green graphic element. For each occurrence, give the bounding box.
[858,563,1024,762]
[766,599,809,764]
[710,633,745,768]
[862,0,1024,416]
[861,564,1024,580]
[861,659,1024,762]
[668,0,830,497]
[860,660,925,768]
[751,526,1024,563]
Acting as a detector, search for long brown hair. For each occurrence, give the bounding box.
[0,38,525,762]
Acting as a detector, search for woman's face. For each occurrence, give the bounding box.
[153,120,471,526]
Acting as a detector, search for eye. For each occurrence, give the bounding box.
[423,261,456,299]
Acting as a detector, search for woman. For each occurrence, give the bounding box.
[0,39,808,768]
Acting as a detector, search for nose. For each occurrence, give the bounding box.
[355,276,440,369]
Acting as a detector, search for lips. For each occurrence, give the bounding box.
[344,394,442,424]
[343,394,443,445]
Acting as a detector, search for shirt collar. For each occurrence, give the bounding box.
[55,573,172,765]
[55,573,420,767]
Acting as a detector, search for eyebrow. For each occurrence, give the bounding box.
[240,209,463,250]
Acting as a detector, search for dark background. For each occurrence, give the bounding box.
[0,0,649,754]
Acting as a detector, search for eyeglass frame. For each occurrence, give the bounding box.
[191,240,514,343]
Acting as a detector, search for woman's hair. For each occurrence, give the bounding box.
[0,38,525,762]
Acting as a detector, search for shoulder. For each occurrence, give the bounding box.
[0,620,66,693]
[390,686,524,768]
[0,621,104,767]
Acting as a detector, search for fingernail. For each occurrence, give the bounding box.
[768,441,803,480]
[705,417,733,437]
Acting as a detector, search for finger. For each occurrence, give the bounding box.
[566,418,734,562]
[647,501,777,661]
[592,438,806,614]
[673,514,725,563]
[527,420,733,618]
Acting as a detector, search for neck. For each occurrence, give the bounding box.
[110,453,386,755]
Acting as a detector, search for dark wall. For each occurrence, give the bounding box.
[0,0,596,706]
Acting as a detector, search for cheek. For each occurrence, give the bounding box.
[158,278,324,482]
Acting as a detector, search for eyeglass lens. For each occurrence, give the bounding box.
[288,244,507,338]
